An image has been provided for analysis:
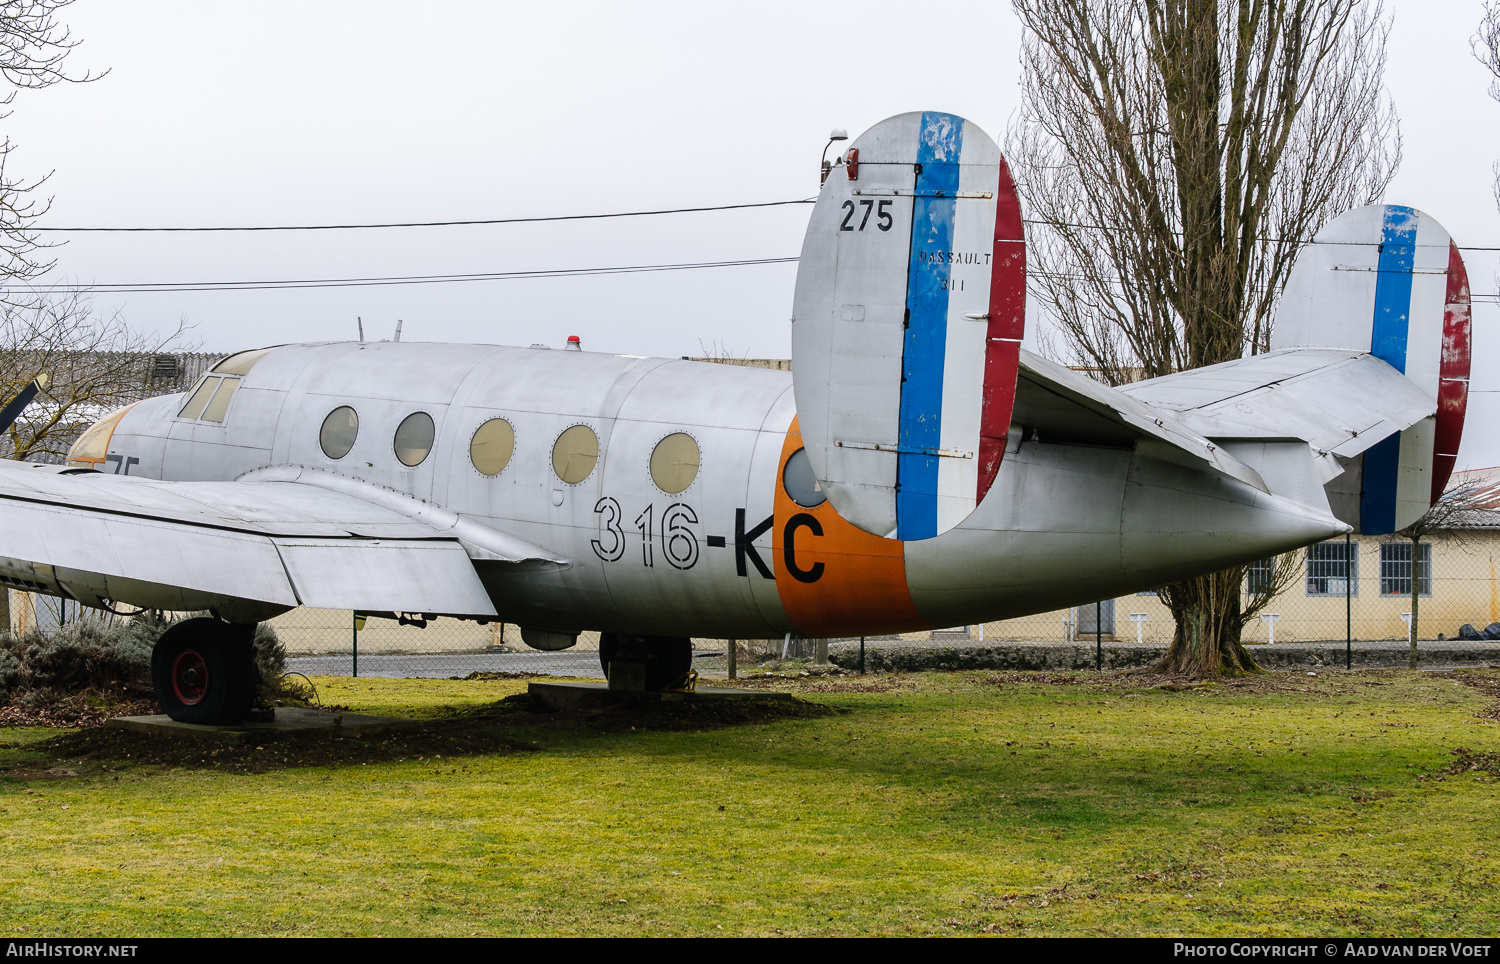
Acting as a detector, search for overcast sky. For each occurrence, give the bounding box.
[4,0,1500,465]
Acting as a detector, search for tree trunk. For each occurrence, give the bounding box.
[1153,567,1260,676]
[1408,534,1421,670]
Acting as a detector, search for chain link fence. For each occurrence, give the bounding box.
[9,531,1500,680]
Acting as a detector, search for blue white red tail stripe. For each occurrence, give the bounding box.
[1360,206,1419,533]
[896,113,963,540]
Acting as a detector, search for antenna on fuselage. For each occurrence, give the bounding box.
[393,320,403,343]
[357,317,364,344]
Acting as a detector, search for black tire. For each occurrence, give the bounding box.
[599,633,692,690]
[151,618,256,725]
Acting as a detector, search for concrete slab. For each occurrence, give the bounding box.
[105,707,417,745]
[529,680,795,712]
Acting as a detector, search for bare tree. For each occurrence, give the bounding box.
[1476,3,1500,212]
[0,292,193,462]
[1010,0,1400,676]
[0,1,102,299]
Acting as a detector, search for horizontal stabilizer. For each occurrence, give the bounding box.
[1014,352,1269,492]
[1121,348,1434,483]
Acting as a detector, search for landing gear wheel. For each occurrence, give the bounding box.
[150,618,256,725]
[598,633,693,690]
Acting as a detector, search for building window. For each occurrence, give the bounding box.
[150,354,179,382]
[1380,542,1431,597]
[1307,541,1357,596]
[1244,558,1275,594]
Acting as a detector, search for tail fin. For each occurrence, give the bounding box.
[1272,204,1471,533]
[791,112,1025,540]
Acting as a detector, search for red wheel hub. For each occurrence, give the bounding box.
[171,650,209,705]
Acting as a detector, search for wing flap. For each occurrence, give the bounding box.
[274,539,494,613]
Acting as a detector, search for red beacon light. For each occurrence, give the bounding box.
[565,335,582,351]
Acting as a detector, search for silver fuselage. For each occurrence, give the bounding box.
[101,342,1339,639]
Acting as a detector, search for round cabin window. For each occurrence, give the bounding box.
[551,424,599,484]
[782,448,827,508]
[394,411,435,467]
[319,406,359,460]
[649,432,700,494]
[470,417,515,476]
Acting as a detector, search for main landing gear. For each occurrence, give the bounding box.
[598,633,692,691]
[150,617,257,725]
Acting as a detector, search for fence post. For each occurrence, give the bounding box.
[1095,601,1103,671]
[351,611,360,678]
[1346,533,1353,670]
[727,638,737,680]
[859,636,866,675]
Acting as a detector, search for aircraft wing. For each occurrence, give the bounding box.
[0,461,563,617]
[1118,348,1435,482]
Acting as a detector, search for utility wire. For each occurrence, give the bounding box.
[3,257,801,295]
[27,201,1500,252]
[27,199,818,233]
[17,257,1500,299]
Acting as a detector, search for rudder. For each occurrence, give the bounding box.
[1273,204,1471,533]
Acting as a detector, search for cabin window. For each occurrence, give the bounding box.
[552,424,599,484]
[470,418,515,476]
[783,448,826,508]
[394,412,435,467]
[650,432,700,494]
[319,406,359,459]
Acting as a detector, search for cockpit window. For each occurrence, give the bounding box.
[65,404,136,469]
[177,373,242,423]
[177,377,219,420]
[211,346,278,376]
[199,377,239,423]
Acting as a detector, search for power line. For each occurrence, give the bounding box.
[1025,218,1500,253]
[4,257,801,295]
[16,256,1500,299]
[26,200,1500,252]
[27,199,818,233]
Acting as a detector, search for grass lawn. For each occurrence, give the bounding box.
[0,669,1497,937]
